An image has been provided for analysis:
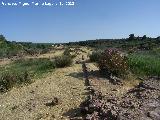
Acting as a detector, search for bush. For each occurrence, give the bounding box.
[0,58,55,93]
[0,71,30,92]
[63,48,71,56]
[89,51,102,62]
[0,41,23,58]
[54,55,73,68]
[97,48,128,77]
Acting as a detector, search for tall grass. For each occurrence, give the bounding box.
[128,53,160,76]
[13,58,55,77]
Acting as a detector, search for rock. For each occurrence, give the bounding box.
[107,98,117,104]
[45,97,59,107]
[104,109,119,120]
[112,89,118,91]
[30,90,35,94]
[110,76,122,85]
[147,110,160,120]
[11,105,18,111]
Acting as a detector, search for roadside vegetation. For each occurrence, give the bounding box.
[0,46,74,93]
[0,58,55,92]
[128,52,160,76]
[1,33,160,94]
[87,34,160,78]
[1,34,160,119]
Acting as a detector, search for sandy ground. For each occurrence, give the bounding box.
[0,47,141,120]
[0,47,93,120]
[0,64,88,120]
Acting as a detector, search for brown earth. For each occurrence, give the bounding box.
[1,47,160,120]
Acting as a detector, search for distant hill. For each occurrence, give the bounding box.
[0,35,53,59]
[66,34,160,51]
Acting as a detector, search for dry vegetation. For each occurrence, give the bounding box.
[0,44,160,120]
[0,47,92,120]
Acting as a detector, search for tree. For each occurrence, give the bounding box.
[142,35,147,40]
[156,36,160,40]
[0,34,6,42]
[128,34,135,40]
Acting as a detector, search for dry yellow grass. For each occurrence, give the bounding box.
[0,47,92,120]
[0,64,87,120]
[0,47,140,120]
[38,50,64,58]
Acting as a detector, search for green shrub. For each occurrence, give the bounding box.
[63,48,71,56]
[54,55,73,68]
[0,71,30,92]
[0,39,24,58]
[89,51,102,62]
[97,48,128,77]
[0,58,55,93]
[63,48,77,58]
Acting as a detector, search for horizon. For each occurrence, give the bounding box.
[3,34,159,44]
[1,0,160,43]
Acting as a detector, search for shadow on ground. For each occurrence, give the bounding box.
[66,70,108,80]
[66,72,84,80]
[62,107,84,119]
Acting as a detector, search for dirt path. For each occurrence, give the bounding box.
[0,64,87,120]
[0,52,140,120]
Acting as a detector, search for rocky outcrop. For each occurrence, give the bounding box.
[80,77,160,120]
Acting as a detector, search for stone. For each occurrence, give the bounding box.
[45,97,59,107]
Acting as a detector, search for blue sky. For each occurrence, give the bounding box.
[0,0,160,43]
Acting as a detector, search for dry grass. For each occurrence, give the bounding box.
[37,50,64,58]
[0,58,11,66]
[0,47,141,120]
[0,47,92,120]
[0,64,87,120]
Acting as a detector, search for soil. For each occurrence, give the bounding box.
[0,48,160,120]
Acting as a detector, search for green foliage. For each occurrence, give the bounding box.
[22,43,51,55]
[54,55,73,68]
[128,34,135,41]
[0,35,6,42]
[0,58,55,93]
[0,71,30,92]
[63,47,77,58]
[128,53,160,76]
[97,48,128,77]
[0,35,52,58]
[142,35,147,40]
[89,51,102,62]
[13,58,55,76]
[0,41,23,58]
[63,48,71,56]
